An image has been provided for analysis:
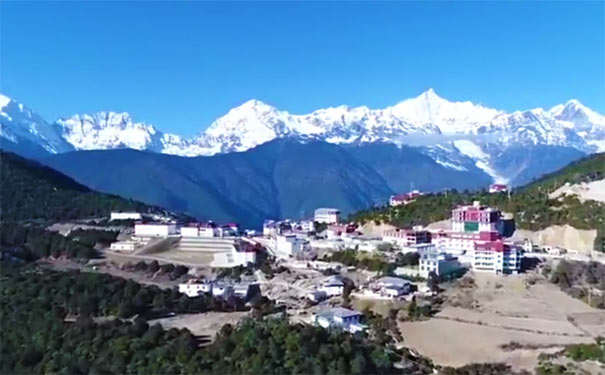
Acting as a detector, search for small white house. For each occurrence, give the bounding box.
[110,212,142,221]
[179,280,213,297]
[135,222,177,237]
[313,307,365,333]
[212,283,234,298]
[319,276,345,297]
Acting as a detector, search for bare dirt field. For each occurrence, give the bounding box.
[398,272,605,372]
[150,311,249,341]
[549,179,605,203]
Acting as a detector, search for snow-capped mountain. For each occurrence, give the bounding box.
[1,89,604,185]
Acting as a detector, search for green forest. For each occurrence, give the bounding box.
[0,266,424,375]
[351,153,605,251]
[0,151,168,222]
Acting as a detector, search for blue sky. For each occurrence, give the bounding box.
[1,1,603,136]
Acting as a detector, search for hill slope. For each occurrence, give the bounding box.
[351,153,605,251]
[41,138,493,228]
[0,151,163,222]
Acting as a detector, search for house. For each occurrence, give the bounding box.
[274,234,310,259]
[212,282,234,298]
[298,220,315,232]
[314,208,340,224]
[110,212,142,221]
[473,240,522,275]
[181,222,219,238]
[419,251,466,279]
[430,230,501,252]
[134,222,177,237]
[372,276,413,297]
[306,290,328,303]
[389,190,423,206]
[489,184,508,193]
[319,276,345,297]
[313,307,366,333]
[179,280,213,297]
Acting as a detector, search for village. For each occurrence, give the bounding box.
[32,183,605,372]
[89,184,535,333]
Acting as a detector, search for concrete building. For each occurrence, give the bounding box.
[134,222,177,237]
[419,251,466,279]
[431,230,501,252]
[274,234,310,259]
[313,307,366,333]
[179,280,213,297]
[181,222,220,238]
[383,226,431,248]
[473,240,522,275]
[110,212,142,221]
[314,208,340,224]
[451,201,501,233]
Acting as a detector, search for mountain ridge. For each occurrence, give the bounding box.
[2,90,604,185]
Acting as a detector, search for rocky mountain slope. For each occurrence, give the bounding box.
[2,90,604,185]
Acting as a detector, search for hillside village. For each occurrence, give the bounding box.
[2,150,605,375]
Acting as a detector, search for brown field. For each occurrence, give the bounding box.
[398,272,605,372]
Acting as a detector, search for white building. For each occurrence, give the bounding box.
[419,251,466,279]
[314,208,340,224]
[473,241,522,275]
[134,222,177,237]
[274,234,310,259]
[313,307,365,333]
[110,212,142,221]
[109,241,138,252]
[179,280,213,297]
[319,276,345,297]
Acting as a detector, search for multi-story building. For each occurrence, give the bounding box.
[473,240,522,275]
[431,230,500,252]
[419,250,466,279]
[451,201,501,233]
[273,234,310,259]
[383,226,431,248]
[179,280,213,297]
[314,208,340,224]
[181,222,220,238]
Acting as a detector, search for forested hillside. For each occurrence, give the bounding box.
[351,153,605,251]
[0,151,165,221]
[0,267,422,375]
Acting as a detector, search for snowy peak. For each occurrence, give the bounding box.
[56,111,161,151]
[390,89,503,133]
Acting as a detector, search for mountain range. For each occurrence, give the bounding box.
[1,90,603,226]
[2,89,604,185]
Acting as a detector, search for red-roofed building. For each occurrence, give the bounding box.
[489,184,508,193]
